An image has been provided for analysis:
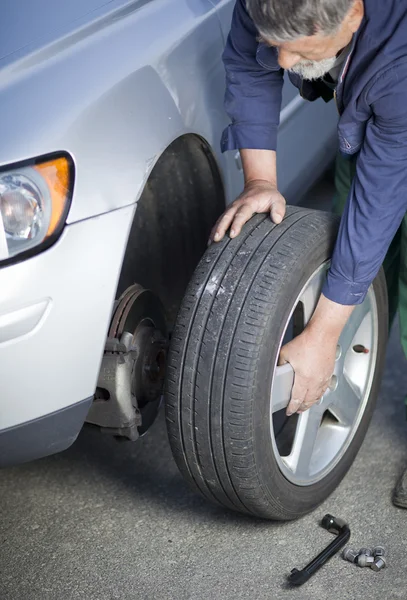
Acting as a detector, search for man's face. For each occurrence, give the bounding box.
[273,32,351,80]
[283,53,338,81]
[260,0,364,80]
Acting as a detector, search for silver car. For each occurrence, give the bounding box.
[0,0,337,467]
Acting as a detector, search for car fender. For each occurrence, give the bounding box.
[0,0,233,223]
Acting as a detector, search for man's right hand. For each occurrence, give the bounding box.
[209,179,286,243]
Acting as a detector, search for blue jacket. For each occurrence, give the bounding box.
[221,0,407,305]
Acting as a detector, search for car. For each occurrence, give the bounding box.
[2,1,371,520]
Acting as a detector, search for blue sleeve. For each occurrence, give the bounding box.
[221,0,284,152]
[323,63,407,305]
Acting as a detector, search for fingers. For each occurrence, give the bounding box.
[287,384,330,416]
[210,184,286,244]
[210,202,254,243]
[285,365,329,416]
[229,204,255,238]
[297,399,320,413]
[270,197,286,225]
[287,394,321,416]
[286,397,303,416]
[209,205,240,243]
[279,328,336,417]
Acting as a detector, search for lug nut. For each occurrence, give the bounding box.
[342,547,359,563]
[373,546,386,558]
[358,547,372,557]
[371,556,387,572]
[357,554,375,568]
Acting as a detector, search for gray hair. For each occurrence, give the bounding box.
[246,0,354,42]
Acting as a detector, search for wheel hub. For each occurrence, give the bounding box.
[87,285,168,439]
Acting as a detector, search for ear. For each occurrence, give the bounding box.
[346,0,364,33]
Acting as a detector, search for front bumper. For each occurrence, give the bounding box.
[0,397,93,467]
[0,204,135,464]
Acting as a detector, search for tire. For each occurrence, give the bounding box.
[165,207,388,520]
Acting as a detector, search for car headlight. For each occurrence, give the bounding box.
[0,154,73,263]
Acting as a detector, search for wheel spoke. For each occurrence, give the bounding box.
[283,407,322,480]
[339,301,370,354]
[299,273,325,325]
[329,374,361,426]
[271,363,294,413]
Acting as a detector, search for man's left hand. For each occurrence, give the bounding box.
[279,327,337,416]
[278,293,356,416]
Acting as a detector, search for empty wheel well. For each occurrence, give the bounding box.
[116,134,226,329]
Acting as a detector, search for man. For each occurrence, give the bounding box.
[210,0,407,507]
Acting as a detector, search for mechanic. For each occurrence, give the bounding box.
[210,0,407,508]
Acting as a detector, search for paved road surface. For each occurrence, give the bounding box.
[2,324,407,600]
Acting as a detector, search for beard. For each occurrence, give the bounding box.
[288,56,337,80]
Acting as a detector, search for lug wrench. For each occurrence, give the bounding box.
[288,514,350,586]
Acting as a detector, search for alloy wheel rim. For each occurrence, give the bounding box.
[269,263,378,486]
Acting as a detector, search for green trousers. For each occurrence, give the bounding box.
[334,152,407,361]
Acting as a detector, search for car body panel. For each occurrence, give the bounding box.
[1,0,115,61]
[0,0,232,223]
[0,0,337,462]
[0,204,135,430]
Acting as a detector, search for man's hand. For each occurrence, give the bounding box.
[279,294,355,416]
[210,179,286,243]
[279,328,337,416]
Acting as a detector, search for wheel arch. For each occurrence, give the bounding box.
[116,133,227,328]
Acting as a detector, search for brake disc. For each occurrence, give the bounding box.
[89,285,168,439]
